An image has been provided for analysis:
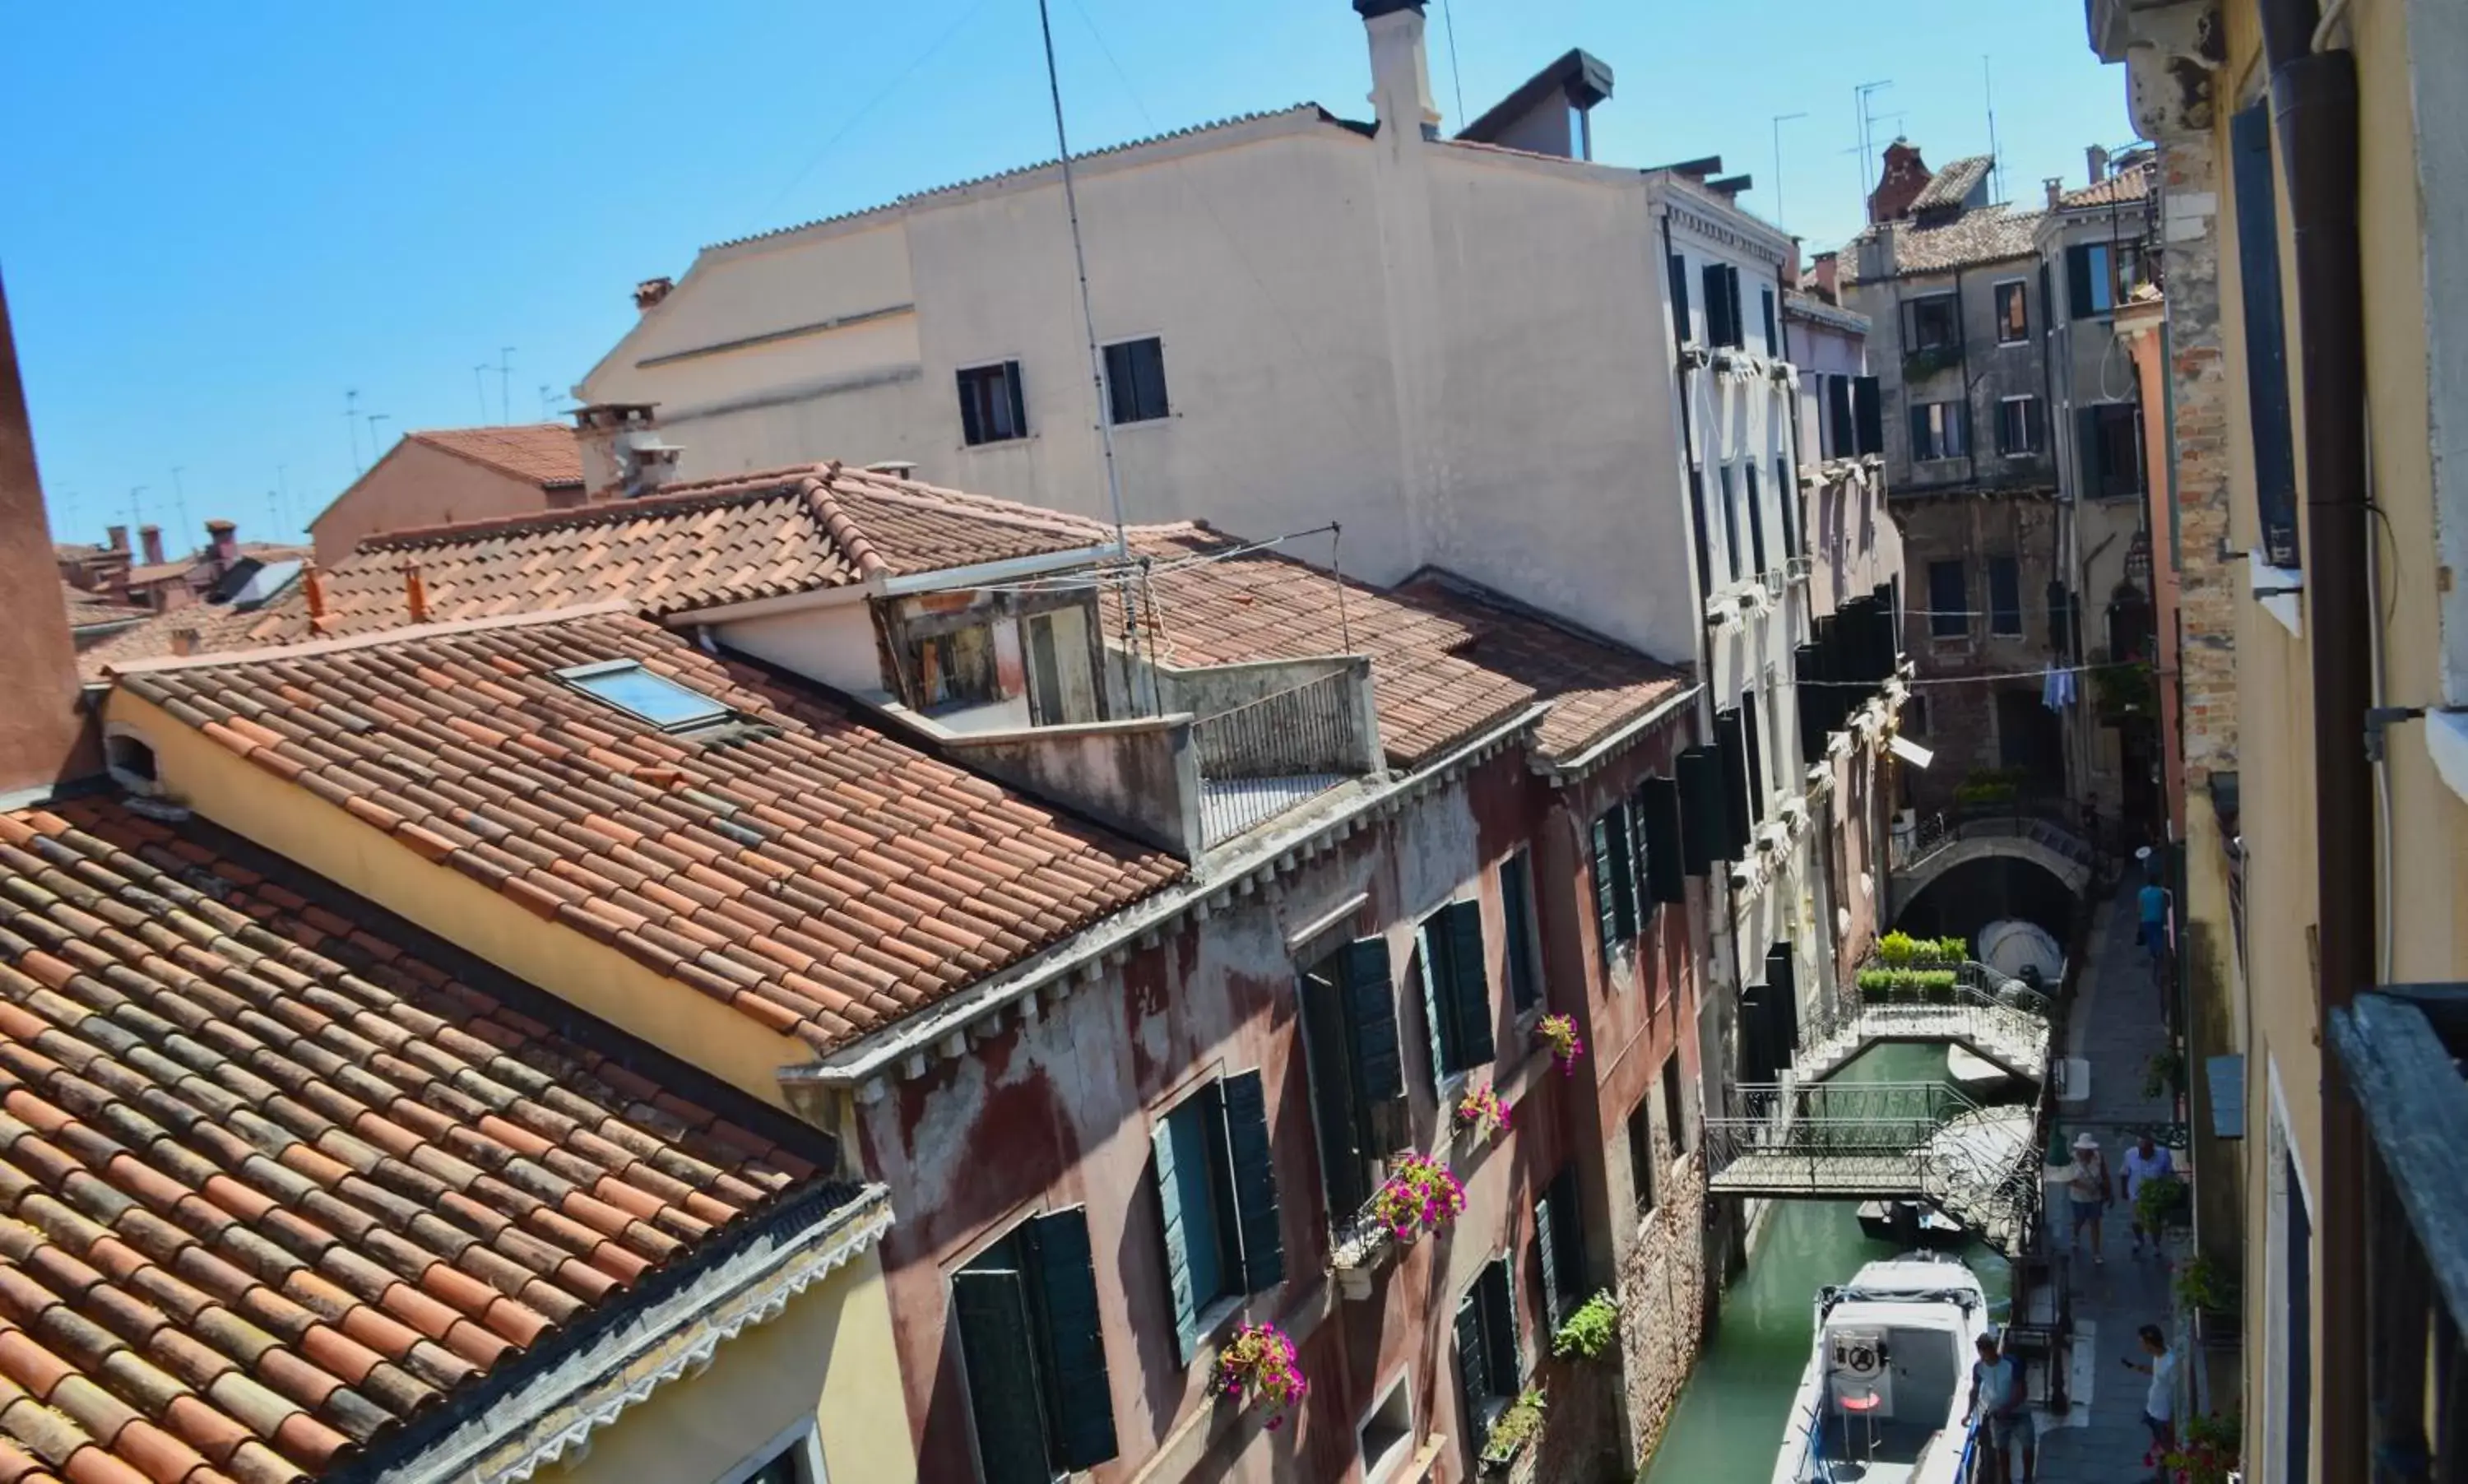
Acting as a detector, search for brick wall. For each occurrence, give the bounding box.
[1615,1148,1710,1464]
[2156,131,2238,786]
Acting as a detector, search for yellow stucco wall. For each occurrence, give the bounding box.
[104,689,810,1110]
[535,1248,917,1484]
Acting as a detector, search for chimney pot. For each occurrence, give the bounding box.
[106,525,128,552]
[571,402,683,499]
[204,519,239,569]
[2087,144,2109,184]
[402,563,429,624]
[169,627,200,657]
[138,525,163,565]
[1356,0,1439,139]
[304,562,328,619]
[2044,177,2065,207]
[633,277,675,313]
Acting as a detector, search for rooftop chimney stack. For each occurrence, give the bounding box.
[1355,1,1440,140]
[403,563,429,624]
[106,525,128,552]
[2045,177,2065,207]
[633,277,675,313]
[205,519,239,570]
[169,627,200,658]
[138,525,163,565]
[2086,145,2109,185]
[304,562,330,636]
[0,267,100,794]
[573,403,684,500]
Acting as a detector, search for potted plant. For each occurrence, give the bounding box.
[1454,1083,1511,1145]
[1372,1153,1467,1244]
[2173,1254,2239,1315]
[1479,1385,1547,1472]
[1535,1013,1586,1076]
[1213,1322,1308,1431]
[2135,1171,2190,1236]
[2143,1047,2186,1101]
[2153,1410,2240,1484]
[1549,1291,1620,1362]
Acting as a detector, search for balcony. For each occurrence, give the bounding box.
[2327,986,2468,1478]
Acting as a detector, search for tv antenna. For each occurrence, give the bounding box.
[1854,80,1894,224]
[344,389,363,475]
[473,364,493,423]
[499,348,516,424]
[1771,112,1809,232]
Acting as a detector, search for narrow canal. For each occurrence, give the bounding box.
[1639,1042,2016,1483]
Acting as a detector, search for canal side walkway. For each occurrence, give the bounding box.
[2028,880,2178,1484]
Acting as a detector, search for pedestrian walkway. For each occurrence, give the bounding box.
[2027,881,2179,1484]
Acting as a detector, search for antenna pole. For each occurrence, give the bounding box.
[474,364,492,423]
[1036,0,1141,712]
[1771,112,1808,231]
[344,389,362,475]
[499,348,515,424]
[1983,56,2002,202]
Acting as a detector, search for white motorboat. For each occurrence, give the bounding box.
[1770,1256,1992,1484]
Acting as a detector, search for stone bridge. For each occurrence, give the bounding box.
[1887,813,2098,918]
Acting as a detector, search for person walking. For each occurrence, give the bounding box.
[1965,1332,2037,1483]
[2137,871,2169,961]
[2121,1134,2177,1258]
[2122,1323,2177,1481]
[2065,1132,2111,1264]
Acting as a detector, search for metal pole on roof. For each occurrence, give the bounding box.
[1036,0,1142,713]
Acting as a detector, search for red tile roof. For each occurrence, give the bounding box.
[112,610,1182,1053]
[1132,526,1690,768]
[0,797,839,1482]
[59,583,145,633]
[2057,155,2155,209]
[405,426,584,490]
[81,465,1116,678]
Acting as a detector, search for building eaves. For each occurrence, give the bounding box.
[1784,290,1869,336]
[1455,48,1612,145]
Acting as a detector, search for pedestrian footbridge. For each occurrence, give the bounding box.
[1794,967,2053,1085]
[1886,812,2098,920]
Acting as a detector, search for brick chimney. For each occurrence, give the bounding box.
[106,524,127,553]
[205,519,239,570]
[633,277,675,313]
[1356,1,1439,140]
[1868,139,1934,224]
[2045,177,2065,208]
[1813,252,1840,305]
[0,267,100,794]
[138,524,163,565]
[573,403,684,499]
[2086,144,2109,185]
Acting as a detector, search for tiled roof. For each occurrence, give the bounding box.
[404,426,584,491]
[1843,206,2045,281]
[1909,155,1992,213]
[77,608,299,684]
[2057,157,2155,209]
[60,584,146,633]
[79,465,1115,677]
[1132,526,1689,768]
[113,610,1182,1054]
[0,797,833,1482]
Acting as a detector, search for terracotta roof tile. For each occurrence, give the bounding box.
[401,427,583,491]
[0,799,850,1481]
[1127,526,1687,767]
[113,612,1181,1052]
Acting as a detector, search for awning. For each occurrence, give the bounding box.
[1888,735,1936,768]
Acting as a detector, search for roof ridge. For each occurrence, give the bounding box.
[100,601,638,675]
[837,471,1114,540]
[356,465,833,552]
[804,462,888,579]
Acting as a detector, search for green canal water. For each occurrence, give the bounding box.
[1639,1042,2016,1484]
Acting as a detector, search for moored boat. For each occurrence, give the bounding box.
[1769,1255,1992,1484]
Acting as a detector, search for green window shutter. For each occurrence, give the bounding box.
[1675,746,1723,875]
[1027,1207,1119,1471]
[1343,938,1405,1104]
[1608,803,1639,940]
[1623,792,1656,925]
[2067,243,2095,320]
[1454,1290,1488,1445]
[1445,900,1495,1067]
[953,1267,1054,1484]
[1418,921,1455,1082]
[1853,375,1884,455]
[1300,967,1371,1222]
[1220,1070,1285,1292]
[1547,1169,1587,1329]
[1500,856,1541,1013]
[1482,1261,1521,1392]
[1150,1121,1199,1361]
[1590,814,1622,949]
[1764,943,1801,1061]
[1640,777,1686,904]
[1534,1188,1564,1330]
[1668,253,1692,345]
[1714,710,1751,858]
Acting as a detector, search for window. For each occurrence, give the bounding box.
[103,730,160,795]
[1993,281,2029,343]
[911,624,1002,711]
[1635,777,1685,913]
[1498,851,1542,1015]
[558,661,731,731]
[1533,1167,1587,1329]
[1928,560,1969,640]
[1589,801,1640,952]
[1297,938,1405,1224]
[1988,556,2024,638]
[2067,239,2147,320]
[1662,1052,1686,1156]
[1902,293,1961,354]
[957,360,1028,444]
[1745,462,1768,575]
[1102,337,1169,424]
[1359,1375,1415,1483]
[1719,466,1742,581]
[1906,693,1930,736]
[1417,899,1495,1082]
[1909,401,1968,461]
[719,1422,827,1484]
[1667,252,1692,345]
[1687,469,1713,600]
[1627,1096,1658,1218]
[953,1209,1119,1482]
[1761,285,1779,356]
[2078,402,2145,499]
[1777,457,1800,563]
[1997,396,2044,457]
[1702,262,1745,348]
[1454,1259,1522,1453]
[1152,1073,1283,1358]
[1826,376,1857,459]
[2233,101,2301,567]
[1851,375,1884,455]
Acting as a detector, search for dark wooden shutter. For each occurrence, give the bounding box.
[1028,1207,1117,1471]
[1300,967,1370,1221]
[1003,361,1028,439]
[1103,343,1134,425]
[1687,468,1714,601]
[2232,101,2301,567]
[1828,376,1856,456]
[953,1266,1055,1484]
[1761,285,1779,355]
[2025,397,2045,453]
[1220,1070,1285,1293]
[1853,375,1883,455]
[1589,812,1622,950]
[1777,457,1798,562]
[1795,642,1827,762]
[1482,1262,1520,1392]
[1454,1290,1487,1439]
[1418,921,1454,1082]
[1746,462,1767,574]
[1909,404,1932,461]
[1134,340,1168,420]
[1668,253,1692,346]
[956,371,985,447]
[1533,1185,1563,1329]
[1149,1117,1199,1360]
[1546,1167,1585,1327]
[1726,267,1747,350]
[2066,243,2096,320]
[1715,709,1751,856]
[1640,777,1684,905]
[1764,943,1800,1060]
[1500,857,1541,1013]
[1343,938,1404,1105]
[1701,264,1727,345]
[1741,691,1765,827]
[1676,746,1723,874]
[1445,900,1495,1067]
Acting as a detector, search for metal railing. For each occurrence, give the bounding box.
[1800,961,2054,1080]
[1190,671,1365,845]
[1893,804,2101,876]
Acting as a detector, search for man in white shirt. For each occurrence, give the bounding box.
[2120,1135,2176,1258]
[2122,1323,2176,1477]
[1965,1332,2036,1483]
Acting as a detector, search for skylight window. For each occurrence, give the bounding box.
[558,661,732,731]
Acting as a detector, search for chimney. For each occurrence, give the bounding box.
[138,524,163,565]
[169,626,200,658]
[0,266,100,794]
[205,518,239,569]
[1867,139,1934,225]
[1355,1,1439,140]
[106,524,128,552]
[633,277,675,313]
[2045,177,2065,207]
[572,403,684,499]
[2086,144,2109,185]
[1814,252,1840,304]
[304,562,330,635]
[403,563,429,624]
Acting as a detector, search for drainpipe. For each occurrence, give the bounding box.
[2258,0,2370,1471]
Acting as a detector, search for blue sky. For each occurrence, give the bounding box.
[3,1,2132,548]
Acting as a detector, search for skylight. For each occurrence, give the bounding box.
[558,661,732,731]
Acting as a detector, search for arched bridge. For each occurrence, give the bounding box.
[1888,811,2098,919]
